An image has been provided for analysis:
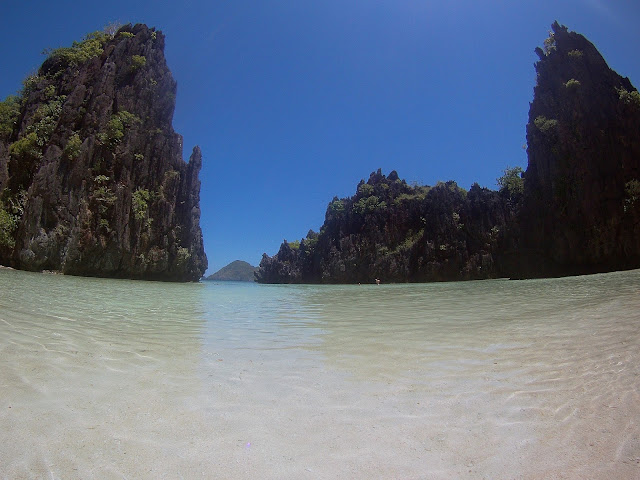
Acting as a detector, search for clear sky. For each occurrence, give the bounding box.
[1,1,639,275]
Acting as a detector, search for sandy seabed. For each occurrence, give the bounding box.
[0,268,639,479]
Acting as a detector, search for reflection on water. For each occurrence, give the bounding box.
[1,269,639,479]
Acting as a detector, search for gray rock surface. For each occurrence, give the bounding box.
[0,24,207,281]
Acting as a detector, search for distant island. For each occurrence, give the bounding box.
[207,260,258,282]
[256,22,640,284]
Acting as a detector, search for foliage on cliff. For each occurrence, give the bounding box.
[256,169,520,283]
[521,21,640,276]
[0,24,207,281]
[257,22,640,283]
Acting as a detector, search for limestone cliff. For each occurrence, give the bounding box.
[256,23,640,284]
[0,24,207,281]
[255,170,519,284]
[521,22,640,277]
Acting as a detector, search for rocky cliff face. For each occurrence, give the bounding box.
[0,24,207,281]
[257,22,640,284]
[256,170,519,284]
[521,22,640,277]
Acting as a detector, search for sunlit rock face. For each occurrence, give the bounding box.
[0,24,207,281]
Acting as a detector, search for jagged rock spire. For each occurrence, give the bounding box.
[0,24,207,281]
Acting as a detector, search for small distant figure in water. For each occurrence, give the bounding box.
[375,278,381,285]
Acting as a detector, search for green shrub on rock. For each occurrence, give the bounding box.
[327,198,345,215]
[132,188,151,220]
[130,55,147,72]
[63,133,82,159]
[564,78,581,89]
[97,110,140,148]
[617,88,640,108]
[176,247,191,266]
[45,31,111,69]
[9,132,41,160]
[0,95,21,138]
[534,115,559,133]
[0,202,17,248]
[497,166,524,200]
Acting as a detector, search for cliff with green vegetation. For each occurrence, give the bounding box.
[0,24,207,281]
[207,260,258,282]
[256,23,640,284]
[520,21,640,277]
[256,169,521,283]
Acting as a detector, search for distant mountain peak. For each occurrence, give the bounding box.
[207,260,258,282]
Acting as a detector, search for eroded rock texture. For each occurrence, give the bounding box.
[256,170,519,284]
[521,22,640,277]
[257,23,640,283]
[0,24,207,281]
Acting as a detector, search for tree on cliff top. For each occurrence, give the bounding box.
[497,166,524,202]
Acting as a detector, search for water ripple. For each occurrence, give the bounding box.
[1,269,639,479]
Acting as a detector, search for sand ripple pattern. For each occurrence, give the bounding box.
[1,269,639,479]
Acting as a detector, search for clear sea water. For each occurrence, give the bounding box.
[1,267,639,479]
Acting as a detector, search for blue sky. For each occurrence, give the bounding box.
[1,1,639,275]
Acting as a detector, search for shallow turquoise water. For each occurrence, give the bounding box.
[1,268,639,479]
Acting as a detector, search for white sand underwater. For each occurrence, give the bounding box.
[1,268,639,479]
